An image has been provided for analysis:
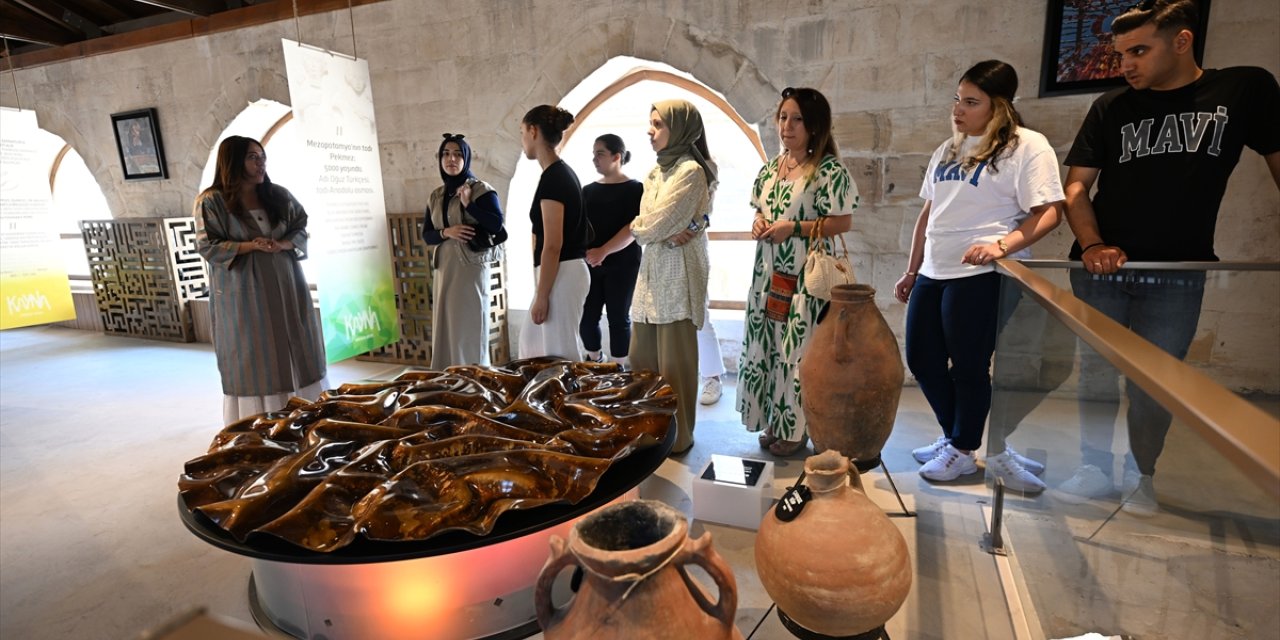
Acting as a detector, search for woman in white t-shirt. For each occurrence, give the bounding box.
[893,60,1065,492]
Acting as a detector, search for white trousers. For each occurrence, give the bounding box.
[519,259,590,360]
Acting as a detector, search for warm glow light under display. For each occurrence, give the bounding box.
[250,490,636,639]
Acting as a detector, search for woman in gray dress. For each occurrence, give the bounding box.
[194,135,327,425]
[422,133,505,367]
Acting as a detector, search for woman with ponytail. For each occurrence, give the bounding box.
[518,105,591,359]
[894,60,1064,491]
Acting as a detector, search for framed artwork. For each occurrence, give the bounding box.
[111,108,169,180]
[1039,0,1211,97]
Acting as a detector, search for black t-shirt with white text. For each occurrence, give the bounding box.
[530,160,587,267]
[1065,67,1280,261]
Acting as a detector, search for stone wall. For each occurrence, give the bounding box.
[2,0,1276,391]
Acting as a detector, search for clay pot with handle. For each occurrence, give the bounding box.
[799,283,904,467]
[535,499,743,639]
[755,450,912,636]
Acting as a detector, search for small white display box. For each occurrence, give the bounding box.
[692,455,774,530]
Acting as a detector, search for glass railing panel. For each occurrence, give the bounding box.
[987,264,1280,640]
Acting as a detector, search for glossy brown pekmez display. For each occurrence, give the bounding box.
[178,358,675,552]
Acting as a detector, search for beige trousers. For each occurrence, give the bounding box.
[630,319,698,452]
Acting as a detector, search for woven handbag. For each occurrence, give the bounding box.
[803,217,855,300]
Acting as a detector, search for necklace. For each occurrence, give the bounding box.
[781,150,808,180]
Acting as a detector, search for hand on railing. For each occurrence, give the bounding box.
[1081,243,1127,274]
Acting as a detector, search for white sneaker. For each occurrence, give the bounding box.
[699,377,722,405]
[1122,469,1141,495]
[987,451,1047,493]
[912,436,950,463]
[1121,475,1158,517]
[1004,446,1045,476]
[919,444,978,481]
[1051,465,1112,503]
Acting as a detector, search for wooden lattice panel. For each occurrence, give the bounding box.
[359,212,509,365]
[79,217,207,342]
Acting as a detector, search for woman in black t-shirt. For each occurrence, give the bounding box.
[579,134,643,366]
[517,104,591,359]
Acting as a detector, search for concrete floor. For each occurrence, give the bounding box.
[2,325,1275,640]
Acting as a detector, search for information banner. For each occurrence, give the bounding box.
[282,39,398,362]
[0,108,76,330]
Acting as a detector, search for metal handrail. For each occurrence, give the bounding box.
[1017,259,1280,272]
[996,259,1280,497]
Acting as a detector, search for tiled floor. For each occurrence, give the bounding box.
[1,325,1275,640]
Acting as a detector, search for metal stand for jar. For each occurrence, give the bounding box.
[851,455,916,519]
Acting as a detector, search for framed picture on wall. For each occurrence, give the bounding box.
[111,108,169,180]
[1039,0,1211,97]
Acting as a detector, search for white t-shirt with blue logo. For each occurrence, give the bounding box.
[918,127,1064,280]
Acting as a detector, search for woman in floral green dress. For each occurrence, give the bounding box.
[738,87,858,456]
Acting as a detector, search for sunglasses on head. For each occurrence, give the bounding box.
[441,133,466,140]
[1132,0,1157,11]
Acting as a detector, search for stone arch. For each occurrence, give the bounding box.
[498,13,781,174]
[178,66,291,199]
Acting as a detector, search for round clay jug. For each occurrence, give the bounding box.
[535,499,743,640]
[799,283,904,467]
[755,450,912,636]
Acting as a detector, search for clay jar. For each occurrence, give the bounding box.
[535,499,743,640]
[799,283,904,466]
[755,451,912,636]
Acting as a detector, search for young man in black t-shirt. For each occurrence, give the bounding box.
[1054,0,1280,514]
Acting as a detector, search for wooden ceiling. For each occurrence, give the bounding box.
[0,1,283,55]
[0,0,390,68]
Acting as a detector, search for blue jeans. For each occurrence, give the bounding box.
[1070,269,1206,477]
[905,272,1002,451]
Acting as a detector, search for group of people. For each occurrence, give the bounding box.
[194,0,1278,514]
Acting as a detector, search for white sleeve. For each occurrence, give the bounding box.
[1015,136,1066,212]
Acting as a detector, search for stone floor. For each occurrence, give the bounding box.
[1,325,1276,640]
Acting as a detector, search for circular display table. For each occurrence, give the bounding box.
[180,425,675,639]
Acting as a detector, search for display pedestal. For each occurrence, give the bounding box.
[692,454,773,530]
[180,425,674,639]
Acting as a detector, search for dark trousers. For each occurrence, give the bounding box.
[905,272,1002,451]
[579,260,639,357]
[1070,269,1206,477]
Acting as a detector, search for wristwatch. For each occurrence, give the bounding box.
[996,238,1009,255]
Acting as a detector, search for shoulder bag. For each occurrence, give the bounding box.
[803,217,855,300]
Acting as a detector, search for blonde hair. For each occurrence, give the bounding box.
[942,60,1023,173]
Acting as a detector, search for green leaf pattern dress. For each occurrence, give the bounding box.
[737,154,858,440]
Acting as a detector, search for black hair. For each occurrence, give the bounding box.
[596,133,631,164]
[522,105,575,147]
[1113,0,1200,37]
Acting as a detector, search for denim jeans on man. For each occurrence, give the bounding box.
[905,272,1002,451]
[1069,268,1206,477]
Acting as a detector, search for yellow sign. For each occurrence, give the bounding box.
[0,108,76,329]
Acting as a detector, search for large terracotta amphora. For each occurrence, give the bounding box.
[755,451,912,636]
[535,499,743,640]
[799,283,904,468]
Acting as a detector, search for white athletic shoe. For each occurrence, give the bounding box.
[987,450,1047,493]
[919,444,979,482]
[1122,469,1142,495]
[912,436,950,464]
[1121,475,1158,517]
[1004,446,1045,476]
[1051,465,1113,504]
[699,377,722,405]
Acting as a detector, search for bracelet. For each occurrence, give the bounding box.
[1080,242,1106,254]
[904,271,918,277]
[793,220,802,236]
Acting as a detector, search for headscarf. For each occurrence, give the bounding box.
[437,133,474,197]
[652,100,718,186]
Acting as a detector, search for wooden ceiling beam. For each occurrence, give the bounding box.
[0,3,80,45]
[122,0,224,17]
[11,0,103,38]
